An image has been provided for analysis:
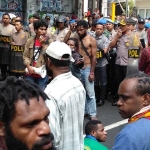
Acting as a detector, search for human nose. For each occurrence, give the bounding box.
[104,131,107,135]
[37,120,50,136]
[117,99,122,106]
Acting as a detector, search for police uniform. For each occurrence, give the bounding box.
[91,31,110,106]
[0,23,16,80]
[11,30,28,45]
[114,19,140,104]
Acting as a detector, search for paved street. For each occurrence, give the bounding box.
[84,95,128,149]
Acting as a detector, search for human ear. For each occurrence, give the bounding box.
[90,130,96,137]
[0,122,5,136]
[143,93,150,106]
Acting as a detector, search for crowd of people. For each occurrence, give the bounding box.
[0,11,149,150]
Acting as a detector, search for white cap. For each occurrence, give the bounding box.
[46,41,72,61]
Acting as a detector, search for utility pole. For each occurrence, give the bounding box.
[126,0,128,18]
[111,2,115,21]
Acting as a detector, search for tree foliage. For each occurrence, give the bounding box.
[122,0,135,16]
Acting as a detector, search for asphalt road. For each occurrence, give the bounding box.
[84,95,127,149]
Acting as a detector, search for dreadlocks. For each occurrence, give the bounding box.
[0,76,49,123]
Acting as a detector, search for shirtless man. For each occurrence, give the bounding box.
[76,20,97,120]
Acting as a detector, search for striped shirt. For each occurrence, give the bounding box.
[45,72,86,150]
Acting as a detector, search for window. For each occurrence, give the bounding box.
[138,9,150,19]
[146,9,150,18]
[139,9,145,18]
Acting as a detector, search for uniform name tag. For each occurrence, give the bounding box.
[96,50,104,59]
[11,45,24,52]
[128,49,140,58]
[0,35,10,43]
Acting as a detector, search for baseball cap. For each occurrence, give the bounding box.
[45,16,50,20]
[97,18,107,25]
[138,18,145,24]
[46,41,72,61]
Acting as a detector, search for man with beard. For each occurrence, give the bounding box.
[112,73,150,150]
[84,120,108,150]
[0,76,55,150]
[76,20,97,120]
[44,41,86,150]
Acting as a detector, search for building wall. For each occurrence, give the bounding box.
[135,0,150,18]
[0,0,76,24]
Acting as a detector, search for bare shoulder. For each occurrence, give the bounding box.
[88,35,96,44]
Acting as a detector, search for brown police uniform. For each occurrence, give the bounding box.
[11,30,28,45]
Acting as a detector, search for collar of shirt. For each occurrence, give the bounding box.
[85,135,98,142]
[51,72,72,83]
[95,34,103,39]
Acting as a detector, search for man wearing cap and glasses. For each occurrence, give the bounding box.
[45,41,86,150]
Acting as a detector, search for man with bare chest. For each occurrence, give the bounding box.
[76,20,97,120]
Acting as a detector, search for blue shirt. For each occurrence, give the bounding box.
[112,118,150,150]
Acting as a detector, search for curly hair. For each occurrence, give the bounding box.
[0,76,49,123]
[33,19,48,30]
[126,72,150,96]
[76,20,88,29]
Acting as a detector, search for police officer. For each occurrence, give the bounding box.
[109,19,140,106]
[105,19,117,97]
[91,21,110,106]
[53,15,69,42]
[0,13,16,81]
[11,20,28,45]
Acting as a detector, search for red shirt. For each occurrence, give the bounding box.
[139,47,150,75]
[26,38,41,78]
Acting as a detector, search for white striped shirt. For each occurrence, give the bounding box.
[45,72,86,150]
